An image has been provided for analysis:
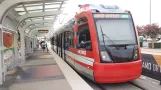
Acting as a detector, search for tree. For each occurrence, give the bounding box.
[143,23,161,48]
[137,25,144,36]
[144,23,161,38]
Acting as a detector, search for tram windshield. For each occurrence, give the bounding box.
[93,13,137,46]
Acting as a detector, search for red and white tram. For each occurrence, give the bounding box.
[51,4,142,83]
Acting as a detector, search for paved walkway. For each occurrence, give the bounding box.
[141,48,161,55]
[1,49,72,90]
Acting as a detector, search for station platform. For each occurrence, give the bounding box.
[0,48,92,90]
[1,47,161,90]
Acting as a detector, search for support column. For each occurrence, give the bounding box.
[34,37,38,49]
[30,37,34,54]
[20,30,25,63]
[0,26,3,85]
[32,38,34,53]
[33,38,36,49]
[14,33,18,61]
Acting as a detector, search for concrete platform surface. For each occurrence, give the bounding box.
[49,49,93,90]
[141,48,161,55]
[7,49,72,90]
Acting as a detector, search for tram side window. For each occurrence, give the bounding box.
[65,33,70,49]
[65,32,74,49]
[69,32,74,47]
[77,24,92,50]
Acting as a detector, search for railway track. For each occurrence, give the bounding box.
[98,82,144,90]
[83,76,161,90]
[82,75,155,90]
[84,78,144,90]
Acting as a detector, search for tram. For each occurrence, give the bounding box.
[51,4,142,83]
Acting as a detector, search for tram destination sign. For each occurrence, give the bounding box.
[93,13,130,18]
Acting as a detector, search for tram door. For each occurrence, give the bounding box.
[58,35,61,56]
[61,33,65,59]
[60,33,63,58]
[56,35,58,54]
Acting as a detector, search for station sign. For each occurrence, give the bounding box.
[38,30,49,33]
[142,53,161,81]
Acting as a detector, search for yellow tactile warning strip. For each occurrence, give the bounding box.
[153,55,161,66]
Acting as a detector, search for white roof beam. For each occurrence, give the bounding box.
[21,19,54,32]
[0,0,67,23]
[58,1,64,10]
[17,11,60,28]
[18,11,62,21]
[43,2,45,20]
[22,4,28,13]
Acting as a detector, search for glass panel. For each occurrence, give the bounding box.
[31,17,43,19]
[26,6,43,10]
[24,3,42,6]
[18,12,26,15]
[15,5,23,8]
[61,4,68,7]
[45,5,60,9]
[28,10,42,13]
[95,18,136,45]
[31,18,43,21]
[29,25,34,27]
[45,9,58,11]
[45,2,61,5]
[44,22,52,25]
[44,17,54,20]
[34,24,42,26]
[60,8,64,10]
[44,16,55,19]
[25,28,30,33]
[25,19,32,22]
[55,16,59,19]
[14,8,25,11]
[45,15,55,18]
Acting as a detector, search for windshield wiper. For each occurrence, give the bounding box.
[100,25,119,50]
[100,25,117,62]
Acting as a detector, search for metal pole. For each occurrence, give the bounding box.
[150,0,151,24]
[0,25,3,85]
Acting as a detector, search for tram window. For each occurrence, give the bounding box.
[65,32,74,49]
[69,32,74,47]
[77,24,92,50]
[76,17,88,24]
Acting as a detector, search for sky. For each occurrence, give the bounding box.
[51,0,161,33]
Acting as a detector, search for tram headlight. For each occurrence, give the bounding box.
[133,50,139,60]
[100,51,112,62]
